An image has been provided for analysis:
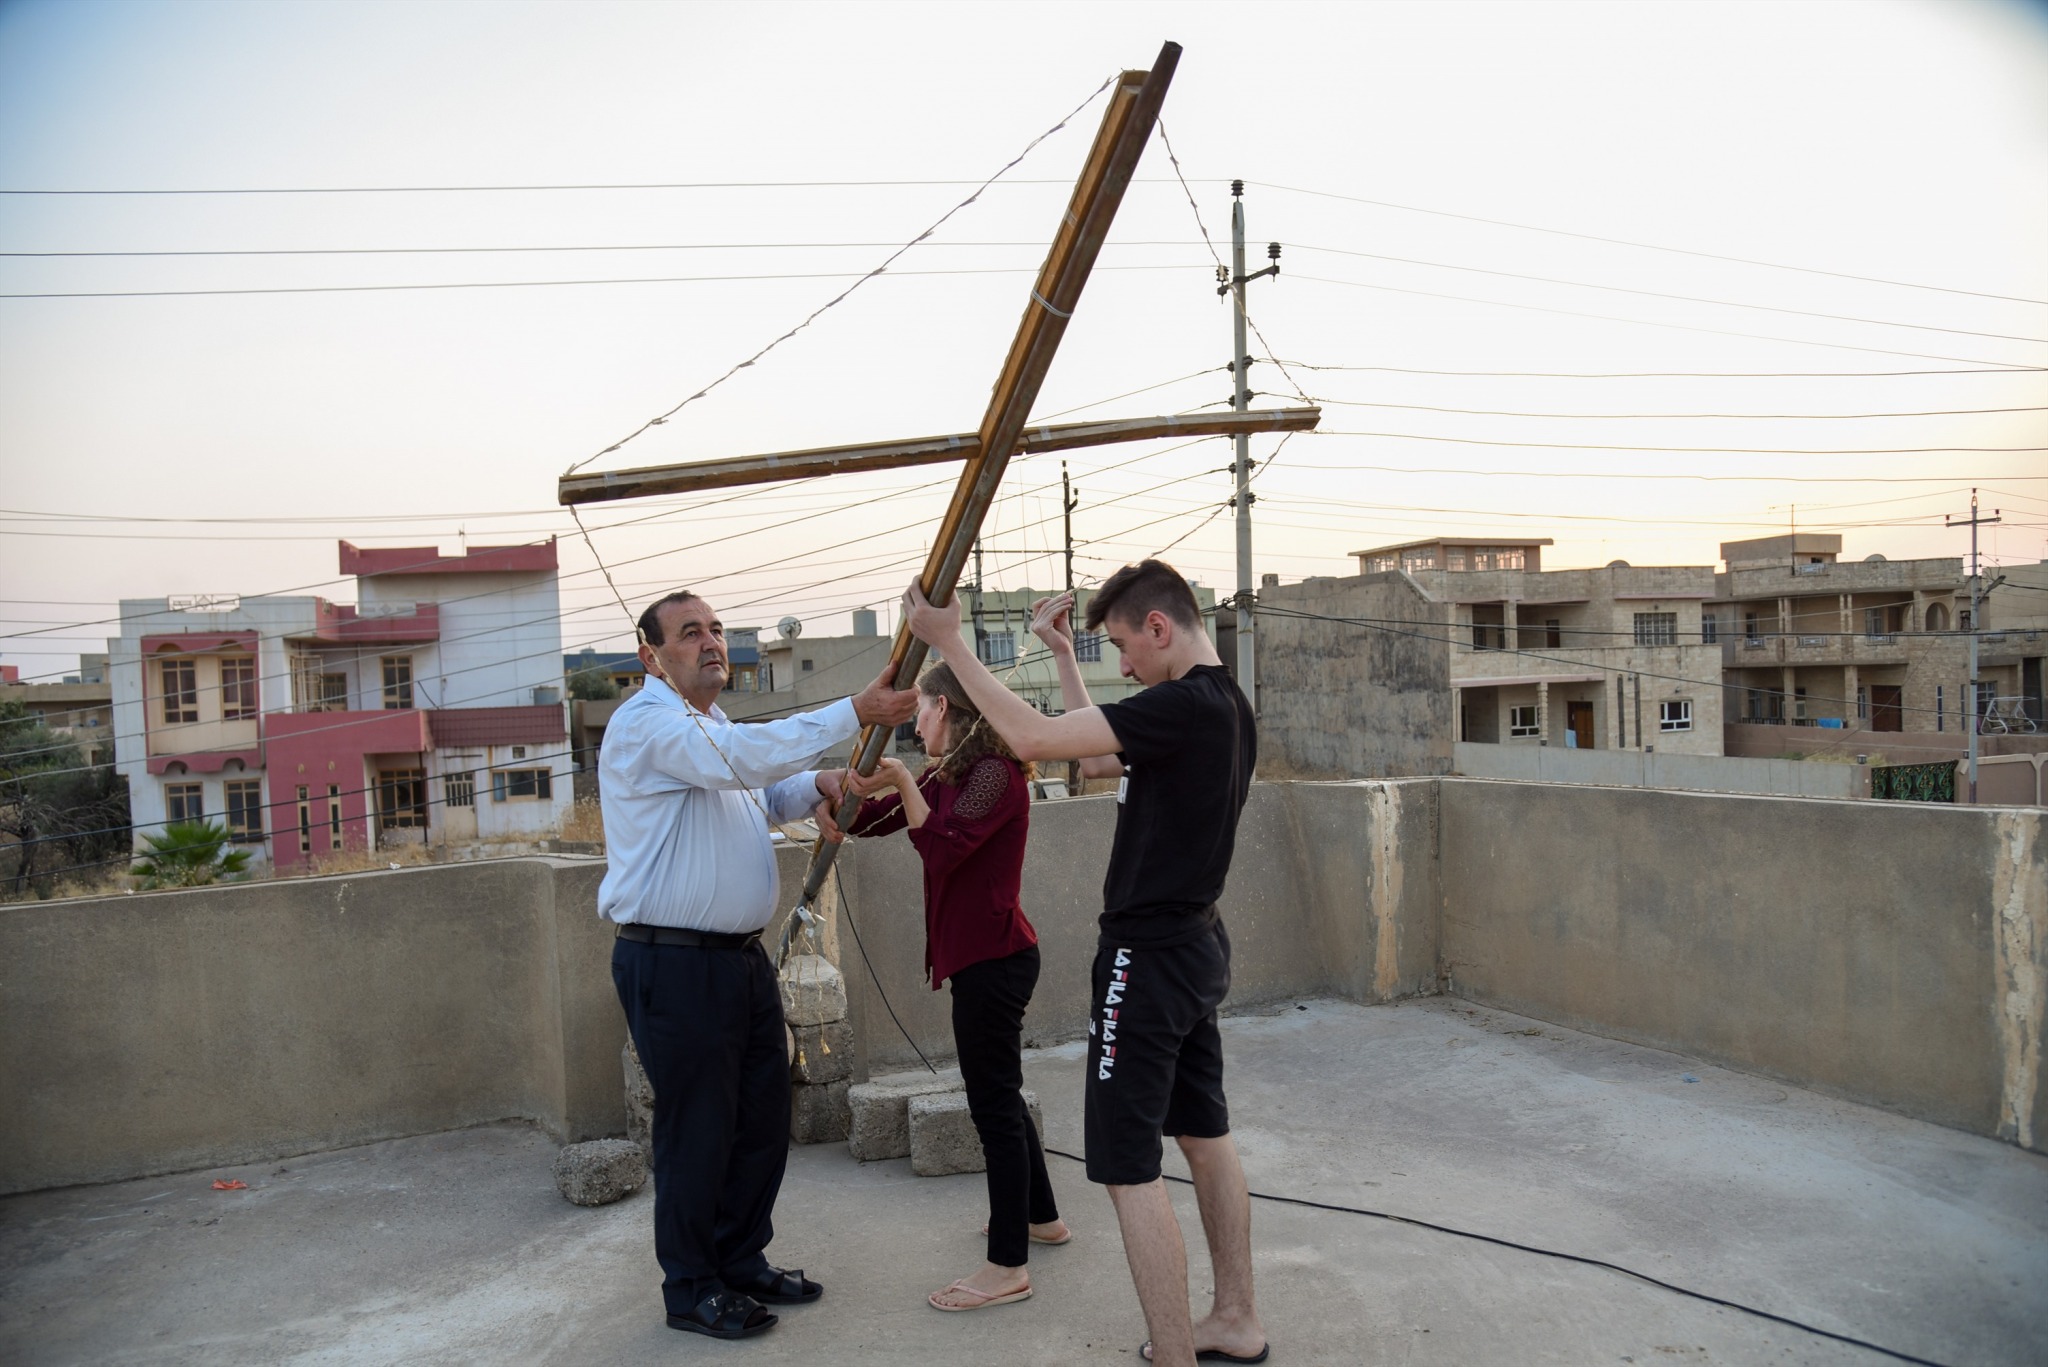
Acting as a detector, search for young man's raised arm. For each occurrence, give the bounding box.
[903,583,1121,766]
[1028,592,1124,779]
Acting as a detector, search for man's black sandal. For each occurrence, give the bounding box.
[729,1266,823,1304]
[667,1289,778,1339]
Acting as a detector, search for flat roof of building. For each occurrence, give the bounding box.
[1351,536,1555,558]
[4,998,2039,1366]
[339,538,558,577]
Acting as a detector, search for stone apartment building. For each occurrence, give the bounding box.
[1353,536,1723,755]
[0,653,115,766]
[1710,533,1990,737]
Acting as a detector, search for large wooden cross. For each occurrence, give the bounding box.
[557,41,1318,911]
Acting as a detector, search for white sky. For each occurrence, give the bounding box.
[3,0,2046,680]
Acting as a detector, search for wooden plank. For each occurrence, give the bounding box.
[795,42,1182,909]
[557,407,1321,503]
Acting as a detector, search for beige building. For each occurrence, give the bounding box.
[1709,534,1985,738]
[1351,537,1723,755]
[0,654,114,765]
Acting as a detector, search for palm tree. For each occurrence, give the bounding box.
[132,819,251,889]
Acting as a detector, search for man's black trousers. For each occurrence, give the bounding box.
[612,935,788,1315]
[949,945,1060,1268]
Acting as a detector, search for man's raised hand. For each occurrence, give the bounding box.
[811,768,851,843]
[902,581,965,650]
[1029,593,1077,654]
[851,664,919,727]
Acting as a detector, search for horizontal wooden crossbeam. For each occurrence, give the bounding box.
[556,406,1322,505]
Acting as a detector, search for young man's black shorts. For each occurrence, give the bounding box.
[1083,919,1232,1185]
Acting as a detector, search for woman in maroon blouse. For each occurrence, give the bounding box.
[847,661,1068,1312]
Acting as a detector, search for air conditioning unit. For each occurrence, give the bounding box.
[534,685,561,706]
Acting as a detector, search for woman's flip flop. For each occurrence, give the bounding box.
[929,1279,1033,1312]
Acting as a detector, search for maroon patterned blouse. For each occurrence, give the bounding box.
[847,754,1038,988]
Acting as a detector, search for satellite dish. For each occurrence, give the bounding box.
[778,615,803,640]
[1606,559,1631,569]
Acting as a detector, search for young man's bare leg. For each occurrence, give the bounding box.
[1108,1179,1197,1367]
[1178,1133,1266,1358]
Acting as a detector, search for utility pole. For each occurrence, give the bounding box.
[1222,180,1280,710]
[1947,489,2000,804]
[1062,461,1077,594]
[970,536,986,664]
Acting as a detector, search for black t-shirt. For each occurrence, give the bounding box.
[1095,663,1257,946]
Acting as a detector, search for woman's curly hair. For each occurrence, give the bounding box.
[917,661,1036,785]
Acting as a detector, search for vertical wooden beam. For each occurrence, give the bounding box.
[797,41,1181,908]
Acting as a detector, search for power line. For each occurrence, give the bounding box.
[1263,360,2048,379]
[0,262,1203,302]
[1261,460,2048,485]
[557,70,1115,480]
[1307,428,2048,456]
[0,427,1224,676]
[0,240,1204,259]
[0,178,1146,196]
[1290,273,2044,371]
[1301,395,2048,421]
[1250,180,2048,310]
[1283,242,2048,347]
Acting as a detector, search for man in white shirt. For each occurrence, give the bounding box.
[601,590,916,1341]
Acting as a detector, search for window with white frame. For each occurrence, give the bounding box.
[977,631,1016,667]
[445,772,475,808]
[1074,631,1103,663]
[1508,705,1541,738]
[1700,613,1718,644]
[224,779,264,842]
[165,781,204,823]
[1659,699,1693,732]
[160,659,198,724]
[220,656,258,720]
[1633,612,1678,647]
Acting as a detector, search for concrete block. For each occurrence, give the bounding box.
[622,1039,654,1163]
[845,1067,963,1162]
[790,1080,851,1145]
[553,1139,647,1206]
[780,955,847,1026]
[908,1089,1043,1177]
[790,1020,854,1085]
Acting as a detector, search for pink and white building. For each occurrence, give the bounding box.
[109,540,573,870]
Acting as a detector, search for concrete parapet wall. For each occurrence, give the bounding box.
[5,778,2041,1193]
[839,782,1441,1077]
[1453,740,1869,800]
[0,858,627,1195]
[1437,780,2047,1154]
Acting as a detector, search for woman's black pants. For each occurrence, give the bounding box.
[949,944,1060,1268]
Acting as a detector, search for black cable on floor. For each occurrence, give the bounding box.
[1039,1146,1955,1367]
[830,863,939,1075]
[826,838,1955,1367]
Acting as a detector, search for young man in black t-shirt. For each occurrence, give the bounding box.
[904,560,1266,1367]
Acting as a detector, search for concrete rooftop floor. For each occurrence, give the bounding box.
[3,998,2044,1367]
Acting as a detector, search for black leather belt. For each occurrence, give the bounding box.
[616,923,762,950]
